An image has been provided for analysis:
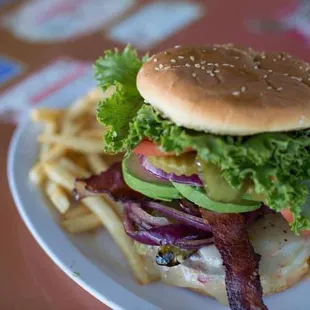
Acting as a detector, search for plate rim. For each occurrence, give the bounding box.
[7,117,160,310]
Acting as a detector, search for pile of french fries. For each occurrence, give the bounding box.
[29,87,152,284]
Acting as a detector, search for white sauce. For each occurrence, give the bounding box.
[140,214,310,305]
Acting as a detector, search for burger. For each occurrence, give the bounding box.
[74,44,310,310]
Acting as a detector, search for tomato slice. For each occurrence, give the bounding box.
[133,141,175,156]
[281,208,310,236]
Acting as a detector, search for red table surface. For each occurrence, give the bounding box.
[1,0,309,309]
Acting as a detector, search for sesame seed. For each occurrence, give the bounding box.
[207,63,213,66]
[282,57,286,61]
[155,67,159,71]
[175,45,181,48]
[171,59,176,63]
[213,47,217,51]
[232,91,240,96]
[260,92,263,96]
[190,56,195,61]
[283,73,289,76]
[201,60,206,64]
[277,54,282,59]
[222,64,230,67]
[291,76,302,81]
[268,69,273,73]
[308,78,310,81]
[266,86,272,90]
[253,65,258,69]
[159,64,163,69]
[261,55,266,59]
[164,66,171,70]
[207,70,212,74]
[154,58,158,62]
[277,87,283,91]
[178,56,184,59]
[273,58,277,62]
[300,66,303,69]
[195,64,201,68]
[214,69,220,73]
[201,66,205,70]
[241,86,246,92]
[209,73,215,77]
[230,64,235,68]
[234,56,240,59]
[263,75,268,79]
[185,63,191,67]
[164,51,168,55]
[192,73,197,78]
[214,63,219,67]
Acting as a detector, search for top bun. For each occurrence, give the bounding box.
[137,44,310,135]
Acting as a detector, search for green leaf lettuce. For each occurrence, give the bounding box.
[95,45,147,152]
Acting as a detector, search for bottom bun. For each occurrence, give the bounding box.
[136,213,310,305]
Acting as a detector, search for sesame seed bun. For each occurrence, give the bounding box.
[137,44,310,135]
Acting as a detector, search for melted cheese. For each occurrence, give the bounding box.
[140,214,310,305]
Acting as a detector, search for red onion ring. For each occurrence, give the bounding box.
[139,155,203,187]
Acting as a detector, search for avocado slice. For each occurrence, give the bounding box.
[173,182,261,213]
[122,153,182,201]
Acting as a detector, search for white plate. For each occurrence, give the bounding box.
[8,106,310,310]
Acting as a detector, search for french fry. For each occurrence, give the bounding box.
[87,87,105,101]
[30,122,58,184]
[45,180,70,214]
[40,122,57,159]
[29,162,45,185]
[61,213,102,233]
[31,108,64,122]
[41,145,68,162]
[38,134,103,153]
[41,122,84,162]
[83,196,150,284]
[63,205,90,220]
[80,129,104,138]
[86,154,108,174]
[59,158,90,178]
[66,152,89,170]
[43,162,75,191]
[64,88,102,120]
[63,87,113,125]
[102,194,124,218]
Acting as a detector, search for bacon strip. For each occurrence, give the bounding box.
[73,162,144,201]
[200,210,267,310]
